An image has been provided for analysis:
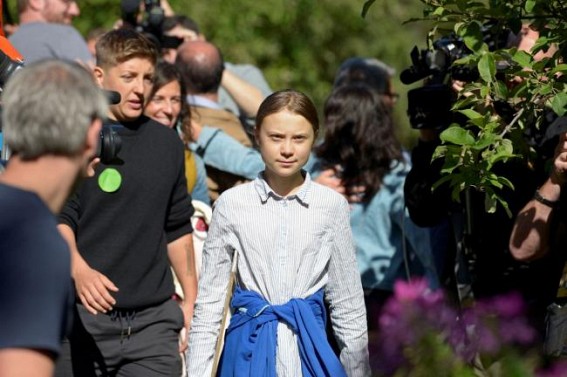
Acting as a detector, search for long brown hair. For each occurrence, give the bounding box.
[315,83,403,202]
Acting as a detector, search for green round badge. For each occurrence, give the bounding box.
[98,168,122,193]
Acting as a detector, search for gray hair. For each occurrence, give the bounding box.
[2,59,108,159]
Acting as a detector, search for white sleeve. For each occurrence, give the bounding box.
[326,198,371,377]
[187,195,237,376]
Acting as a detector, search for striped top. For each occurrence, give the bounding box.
[187,172,370,377]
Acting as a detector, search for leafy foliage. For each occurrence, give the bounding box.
[364,0,567,214]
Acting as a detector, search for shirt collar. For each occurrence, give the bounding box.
[186,95,223,110]
[254,171,312,207]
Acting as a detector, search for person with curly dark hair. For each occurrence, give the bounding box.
[313,83,438,333]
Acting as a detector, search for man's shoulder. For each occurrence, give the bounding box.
[10,22,92,64]
[0,183,40,208]
[10,22,82,39]
[0,184,60,245]
[190,106,251,146]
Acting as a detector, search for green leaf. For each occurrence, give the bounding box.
[512,50,532,68]
[478,53,496,83]
[551,64,567,75]
[440,126,476,146]
[461,21,483,52]
[485,192,497,213]
[487,139,516,167]
[537,83,554,96]
[469,117,487,129]
[458,109,483,120]
[551,93,567,117]
[524,0,536,12]
[432,145,448,161]
[361,0,376,17]
[431,174,453,192]
[441,150,463,174]
[439,145,465,169]
[501,139,514,154]
[532,37,549,53]
[493,80,508,99]
[480,84,490,98]
[432,7,445,16]
[454,22,464,35]
[497,175,515,190]
[472,133,496,150]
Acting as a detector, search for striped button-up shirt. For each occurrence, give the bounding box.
[187,173,370,376]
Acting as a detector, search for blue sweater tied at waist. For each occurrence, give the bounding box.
[218,287,347,377]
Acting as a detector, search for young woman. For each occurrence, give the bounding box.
[144,61,210,205]
[187,89,370,377]
[313,83,437,329]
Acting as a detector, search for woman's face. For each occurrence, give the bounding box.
[255,109,315,180]
[144,80,182,128]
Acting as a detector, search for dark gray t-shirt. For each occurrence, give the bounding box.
[9,22,93,65]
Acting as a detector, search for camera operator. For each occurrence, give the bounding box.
[403,26,559,336]
[119,0,178,53]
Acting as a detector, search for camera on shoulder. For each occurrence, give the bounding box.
[401,22,509,130]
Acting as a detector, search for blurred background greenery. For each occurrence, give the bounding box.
[8,0,432,146]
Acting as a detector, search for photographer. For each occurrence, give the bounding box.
[403,27,558,332]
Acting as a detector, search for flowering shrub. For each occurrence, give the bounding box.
[372,279,567,377]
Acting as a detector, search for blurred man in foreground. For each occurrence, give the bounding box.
[0,59,108,377]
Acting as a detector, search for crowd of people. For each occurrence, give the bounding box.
[1,0,567,376]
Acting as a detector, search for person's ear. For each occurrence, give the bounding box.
[93,67,104,88]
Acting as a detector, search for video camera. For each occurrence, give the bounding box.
[401,23,509,129]
[121,0,182,50]
[97,121,122,165]
[97,91,123,165]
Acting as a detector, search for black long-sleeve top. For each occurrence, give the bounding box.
[60,116,194,309]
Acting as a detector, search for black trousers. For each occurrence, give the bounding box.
[55,299,184,377]
[544,300,567,358]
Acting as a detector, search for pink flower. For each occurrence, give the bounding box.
[393,278,443,304]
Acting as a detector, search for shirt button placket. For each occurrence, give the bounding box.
[278,198,289,299]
